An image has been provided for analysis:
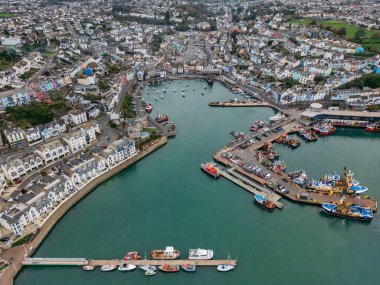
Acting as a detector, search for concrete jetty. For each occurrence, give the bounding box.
[216,166,283,208]
[22,257,237,267]
[208,101,270,107]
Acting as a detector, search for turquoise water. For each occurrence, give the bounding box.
[15,80,380,285]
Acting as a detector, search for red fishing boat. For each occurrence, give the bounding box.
[201,162,220,178]
[155,114,169,123]
[124,251,141,260]
[158,264,179,273]
[365,123,380,132]
[145,103,153,113]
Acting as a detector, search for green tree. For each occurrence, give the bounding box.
[355,28,366,39]
[336,27,347,36]
[164,11,170,25]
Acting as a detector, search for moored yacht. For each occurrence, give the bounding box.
[118,264,136,272]
[100,265,116,272]
[189,248,214,260]
[217,264,235,272]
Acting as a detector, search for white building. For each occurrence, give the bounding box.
[69,109,88,125]
[3,127,27,148]
[63,129,87,152]
[23,127,43,145]
[36,138,70,164]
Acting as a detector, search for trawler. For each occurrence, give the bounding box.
[151,246,180,260]
[189,248,214,260]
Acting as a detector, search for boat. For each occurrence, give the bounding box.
[118,264,137,272]
[201,92,204,95]
[269,112,285,122]
[182,93,185,97]
[181,264,196,272]
[327,172,340,182]
[155,114,169,123]
[82,265,95,271]
[139,265,157,271]
[158,264,179,272]
[145,269,156,276]
[189,249,214,260]
[322,203,373,221]
[348,185,368,194]
[161,95,164,99]
[200,162,220,178]
[365,123,380,132]
[151,246,180,260]
[124,251,141,260]
[154,96,158,100]
[100,265,116,272]
[217,264,235,272]
[254,194,275,211]
[293,176,306,185]
[204,86,207,89]
[173,89,176,92]
[145,104,153,114]
[308,180,334,190]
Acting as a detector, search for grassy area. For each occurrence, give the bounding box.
[19,68,39,80]
[0,61,12,71]
[6,102,71,128]
[82,94,101,103]
[0,13,15,18]
[338,74,380,90]
[121,95,135,118]
[288,18,377,38]
[12,232,34,247]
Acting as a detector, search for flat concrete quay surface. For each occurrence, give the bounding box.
[89,259,237,267]
[22,258,237,267]
[208,101,270,107]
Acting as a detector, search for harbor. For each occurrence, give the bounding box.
[208,100,270,107]
[13,79,380,285]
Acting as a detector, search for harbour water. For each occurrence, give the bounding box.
[15,80,380,285]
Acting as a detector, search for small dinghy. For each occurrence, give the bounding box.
[145,269,156,276]
[181,264,196,272]
[100,265,116,272]
[82,265,95,271]
[118,264,136,272]
[139,265,157,271]
[217,264,234,272]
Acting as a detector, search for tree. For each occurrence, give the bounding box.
[354,28,366,39]
[336,27,347,36]
[3,29,10,36]
[164,11,170,25]
[371,31,380,40]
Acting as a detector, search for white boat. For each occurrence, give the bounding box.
[189,249,214,260]
[154,96,158,100]
[182,93,185,97]
[118,264,136,271]
[145,269,156,276]
[161,95,164,99]
[100,265,116,272]
[82,265,95,271]
[173,89,176,92]
[139,265,157,271]
[269,112,285,122]
[217,264,234,272]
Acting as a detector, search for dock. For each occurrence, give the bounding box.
[216,166,283,208]
[22,257,237,267]
[208,101,269,107]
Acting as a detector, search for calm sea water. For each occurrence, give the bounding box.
[15,80,380,285]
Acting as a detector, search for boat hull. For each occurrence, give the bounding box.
[322,208,372,221]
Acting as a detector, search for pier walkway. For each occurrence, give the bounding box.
[208,101,270,107]
[216,167,283,208]
[22,258,237,267]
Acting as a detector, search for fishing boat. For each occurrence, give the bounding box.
[200,162,220,178]
[158,264,180,272]
[269,112,285,122]
[182,93,185,97]
[155,114,169,123]
[254,194,275,211]
[181,264,197,272]
[308,180,334,190]
[145,269,156,276]
[365,123,380,132]
[124,251,141,260]
[293,176,306,186]
[201,92,204,95]
[322,203,373,221]
[151,246,180,260]
[217,264,235,272]
[189,248,214,260]
[82,265,95,271]
[100,265,116,272]
[348,185,368,194]
[118,264,137,272]
[145,104,153,114]
[327,172,340,182]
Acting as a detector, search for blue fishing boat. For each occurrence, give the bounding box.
[327,172,340,182]
[322,203,373,221]
[254,195,275,211]
[348,185,368,194]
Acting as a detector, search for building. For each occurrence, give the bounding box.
[68,109,88,125]
[63,129,88,152]
[36,138,70,164]
[81,122,101,143]
[23,127,43,145]
[3,127,28,149]
[1,154,44,182]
